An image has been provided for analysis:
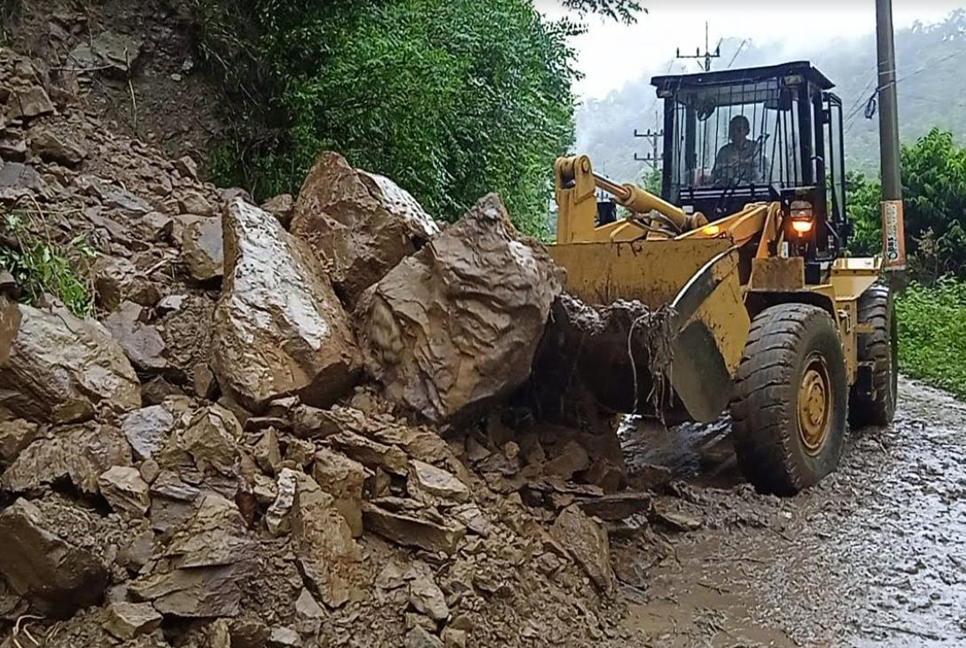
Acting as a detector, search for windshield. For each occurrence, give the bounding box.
[667,78,807,201]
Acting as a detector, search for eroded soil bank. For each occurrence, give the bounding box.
[618,377,966,647]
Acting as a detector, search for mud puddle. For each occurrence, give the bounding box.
[617,377,966,646]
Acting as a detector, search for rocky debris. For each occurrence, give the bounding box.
[550,505,615,593]
[2,423,131,495]
[0,498,108,618]
[312,448,368,537]
[98,466,151,518]
[0,418,38,464]
[103,602,162,640]
[28,127,87,166]
[181,217,224,281]
[355,193,564,423]
[291,151,438,305]
[92,256,161,311]
[0,303,141,424]
[103,301,168,373]
[363,504,466,555]
[291,473,362,608]
[262,194,295,228]
[122,405,175,460]
[211,199,362,412]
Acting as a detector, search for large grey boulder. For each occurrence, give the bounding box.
[211,199,361,413]
[0,303,141,424]
[291,152,438,305]
[355,194,564,423]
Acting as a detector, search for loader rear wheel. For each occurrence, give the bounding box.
[849,284,898,428]
[730,304,848,495]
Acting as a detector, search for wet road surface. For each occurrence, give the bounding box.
[618,377,966,647]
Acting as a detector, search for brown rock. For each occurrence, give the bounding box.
[0,498,108,618]
[328,430,408,475]
[0,419,38,464]
[409,460,469,503]
[576,492,652,521]
[178,190,215,216]
[409,567,449,621]
[8,86,54,120]
[0,303,141,424]
[355,194,563,423]
[265,468,298,536]
[28,128,87,166]
[262,194,295,228]
[291,474,361,608]
[174,156,199,180]
[652,508,702,532]
[312,448,368,537]
[193,362,219,400]
[291,151,438,305]
[253,427,282,475]
[103,301,168,373]
[544,440,590,480]
[550,505,614,592]
[98,466,151,518]
[441,628,467,648]
[0,296,20,366]
[363,504,465,555]
[182,404,242,475]
[405,627,444,648]
[93,256,161,311]
[211,199,361,412]
[181,217,224,281]
[2,423,131,495]
[103,602,162,640]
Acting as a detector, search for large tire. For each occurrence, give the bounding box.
[849,284,898,428]
[730,304,848,495]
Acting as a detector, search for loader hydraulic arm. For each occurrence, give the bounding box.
[554,155,708,244]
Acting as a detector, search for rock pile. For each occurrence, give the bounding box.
[0,47,654,648]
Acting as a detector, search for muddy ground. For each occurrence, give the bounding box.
[619,377,966,647]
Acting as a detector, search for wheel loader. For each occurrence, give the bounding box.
[550,62,898,495]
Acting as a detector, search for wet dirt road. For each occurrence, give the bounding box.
[618,377,966,647]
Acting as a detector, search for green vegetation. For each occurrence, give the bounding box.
[895,280,966,399]
[186,0,638,236]
[846,129,966,396]
[0,210,98,318]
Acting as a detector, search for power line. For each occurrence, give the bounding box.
[726,39,748,69]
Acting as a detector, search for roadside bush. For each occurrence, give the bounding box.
[895,279,966,398]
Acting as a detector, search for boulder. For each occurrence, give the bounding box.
[181,404,242,476]
[211,199,361,413]
[98,466,151,518]
[2,423,132,496]
[328,430,408,476]
[0,418,38,464]
[408,567,449,621]
[355,194,564,423]
[103,301,168,373]
[549,505,614,593]
[92,256,160,311]
[121,405,175,460]
[28,128,87,166]
[0,499,108,618]
[0,162,45,201]
[7,86,54,120]
[0,303,141,424]
[363,505,465,555]
[312,448,369,537]
[409,460,469,503]
[181,217,224,281]
[290,474,362,608]
[291,151,438,304]
[103,602,162,640]
[130,494,258,618]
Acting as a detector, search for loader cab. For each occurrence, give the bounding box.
[652,62,849,267]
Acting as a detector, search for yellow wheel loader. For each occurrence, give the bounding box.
[550,62,898,494]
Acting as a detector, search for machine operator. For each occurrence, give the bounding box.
[712,115,765,186]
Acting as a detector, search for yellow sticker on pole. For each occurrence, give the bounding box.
[882,200,906,271]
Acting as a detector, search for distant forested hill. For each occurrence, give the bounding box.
[576,10,966,183]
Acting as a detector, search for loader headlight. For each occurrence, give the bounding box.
[790,200,814,235]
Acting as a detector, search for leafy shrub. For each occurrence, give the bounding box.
[0,211,97,317]
[895,279,966,398]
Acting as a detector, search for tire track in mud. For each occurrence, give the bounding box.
[618,377,966,647]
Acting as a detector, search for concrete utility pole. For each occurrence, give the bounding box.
[876,0,906,270]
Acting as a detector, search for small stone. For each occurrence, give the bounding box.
[182,404,242,475]
[253,427,282,475]
[550,504,614,593]
[363,505,466,555]
[409,569,449,621]
[544,440,590,480]
[262,194,295,228]
[28,128,87,166]
[193,363,219,400]
[329,431,408,475]
[576,492,652,521]
[409,460,469,502]
[295,587,325,620]
[653,508,702,532]
[285,437,316,468]
[8,86,54,120]
[0,419,39,464]
[118,529,154,572]
[441,628,467,648]
[266,468,299,536]
[121,405,175,460]
[98,466,151,518]
[405,627,444,648]
[267,627,299,647]
[103,602,162,640]
[174,156,199,180]
[178,190,215,216]
[313,447,368,537]
[504,441,520,461]
[182,217,224,281]
[139,458,161,484]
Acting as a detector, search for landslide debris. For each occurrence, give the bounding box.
[0,38,656,648]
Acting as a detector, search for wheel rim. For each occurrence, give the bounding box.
[798,353,832,456]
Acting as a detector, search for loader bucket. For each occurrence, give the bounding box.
[549,238,751,422]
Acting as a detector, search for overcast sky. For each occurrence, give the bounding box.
[537,0,965,98]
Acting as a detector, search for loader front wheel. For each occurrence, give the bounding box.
[849,284,898,428]
[730,304,848,495]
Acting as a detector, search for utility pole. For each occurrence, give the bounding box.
[876,0,906,270]
[676,22,721,72]
[633,115,663,172]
